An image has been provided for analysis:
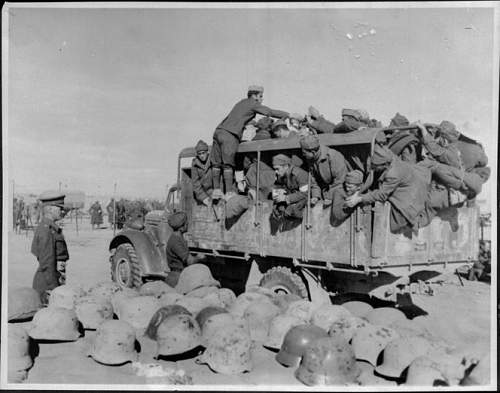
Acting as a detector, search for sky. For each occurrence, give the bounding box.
[3,3,498,207]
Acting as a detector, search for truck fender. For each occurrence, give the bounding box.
[109,230,168,277]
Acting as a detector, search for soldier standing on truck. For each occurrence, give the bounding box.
[299,134,348,208]
[165,211,206,287]
[211,85,290,201]
[191,140,213,206]
[270,153,320,233]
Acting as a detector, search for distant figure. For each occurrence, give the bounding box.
[31,191,69,304]
[89,201,103,230]
[106,198,115,230]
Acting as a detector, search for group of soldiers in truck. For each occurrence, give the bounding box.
[190,85,490,237]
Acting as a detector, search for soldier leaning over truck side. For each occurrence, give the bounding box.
[330,169,365,227]
[211,85,290,201]
[191,140,213,207]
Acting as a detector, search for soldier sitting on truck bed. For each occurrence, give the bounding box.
[191,140,213,207]
[211,85,289,201]
[242,153,276,201]
[270,153,320,234]
[252,117,274,141]
[306,108,372,134]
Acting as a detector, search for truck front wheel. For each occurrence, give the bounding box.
[111,243,143,289]
[259,266,308,299]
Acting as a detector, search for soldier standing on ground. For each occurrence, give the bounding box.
[89,200,103,230]
[106,198,115,230]
[30,191,69,304]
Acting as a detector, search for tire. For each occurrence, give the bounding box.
[111,243,143,289]
[259,266,308,299]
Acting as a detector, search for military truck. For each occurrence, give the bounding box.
[108,128,480,302]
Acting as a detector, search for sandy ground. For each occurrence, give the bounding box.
[5,217,495,388]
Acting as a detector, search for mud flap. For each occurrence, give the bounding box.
[301,268,331,306]
[245,260,263,292]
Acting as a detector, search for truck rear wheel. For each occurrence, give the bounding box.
[259,266,308,299]
[111,243,143,289]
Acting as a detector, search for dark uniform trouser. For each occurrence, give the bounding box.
[33,266,60,304]
[211,129,239,192]
[165,270,181,288]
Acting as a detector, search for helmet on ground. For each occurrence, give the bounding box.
[284,299,316,321]
[196,324,252,375]
[341,301,373,318]
[264,314,305,350]
[203,287,236,309]
[158,291,184,306]
[145,304,192,340]
[110,287,140,314]
[244,300,281,342]
[48,285,84,310]
[365,307,407,327]
[276,324,329,368]
[461,354,489,386]
[195,306,228,330]
[87,281,121,302]
[175,296,209,315]
[28,307,81,341]
[351,324,399,366]
[375,336,433,378]
[156,314,201,357]
[88,320,137,365]
[272,293,303,312]
[328,315,368,342]
[8,287,42,321]
[139,281,177,298]
[75,295,114,329]
[201,313,249,346]
[405,356,446,386]
[229,292,273,317]
[311,304,352,331]
[186,285,219,298]
[8,325,33,374]
[388,318,428,339]
[295,336,360,386]
[175,264,220,295]
[115,295,161,331]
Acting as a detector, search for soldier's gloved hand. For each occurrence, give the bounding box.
[202,197,211,207]
[323,199,332,207]
[310,197,319,207]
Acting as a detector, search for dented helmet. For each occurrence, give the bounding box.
[196,324,252,375]
[110,287,139,314]
[88,320,137,365]
[341,301,373,318]
[145,304,192,340]
[186,285,219,298]
[48,285,84,310]
[156,314,202,357]
[276,324,329,368]
[175,264,220,295]
[328,315,368,342]
[75,295,114,330]
[28,307,81,341]
[284,299,317,321]
[375,336,433,378]
[195,306,228,330]
[295,336,360,386]
[264,314,305,350]
[8,287,42,321]
[351,324,399,366]
[365,307,407,327]
[244,300,281,342]
[203,287,236,309]
[8,325,33,381]
[175,296,209,315]
[310,304,352,331]
[87,281,121,302]
[405,356,447,386]
[115,295,161,331]
[201,313,248,347]
[158,291,184,307]
[229,292,273,317]
[139,281,177,298]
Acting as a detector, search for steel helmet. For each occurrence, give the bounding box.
[461,354,488,386]
[195,306,228,331]
[88,320,137,365]
[388,318,428,339]
[158,291,184,307]
[139,281,177,298]
[405,356,446,386]
[229,292,272,317]
[243,300,281,342]
[115,295,161,331]
[264,314,305,350]
[110,287,140,314]
[145,304,192,340]
[431,350,473,386]
[351,324,399,366]
[295,336,360,386]
[201,313,249,347]
[365,307,407,327]
[28,307,81,341]
[8,287,42,321]
[284,299,317,321]
[328,315,368,342]
[75,295,114,329]
[186,285,219,298]
[47,285,84,310]
[174,264,220,295]
[203,287,236,309]
[175,296,209,315]
[375,336,433,378]
[276,324,329,368]
[8,325,33,381]
[272,293,303,312]
[310,304,352,331]
[87,281,122,302]
[196,324,252,375]
[156,314,202,357]
[341,301,373,318]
